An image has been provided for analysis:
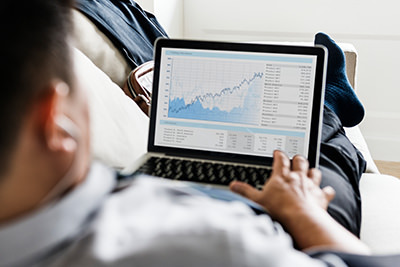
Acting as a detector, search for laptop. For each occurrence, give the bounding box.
[130,38,327,189]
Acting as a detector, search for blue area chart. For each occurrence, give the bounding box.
[168,72,264,125]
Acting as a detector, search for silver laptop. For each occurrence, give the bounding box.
[130,38,327,189]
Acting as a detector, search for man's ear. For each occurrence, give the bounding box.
[36,81,77,153]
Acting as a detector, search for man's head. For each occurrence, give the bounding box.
[0,0,91,221]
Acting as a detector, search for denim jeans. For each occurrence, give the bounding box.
[75,0,168,68]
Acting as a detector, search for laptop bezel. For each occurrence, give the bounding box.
[148,38,326,168]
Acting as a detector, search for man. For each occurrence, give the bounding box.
[0,0,378,266]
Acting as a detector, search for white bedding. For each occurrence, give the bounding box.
[74,48,149,173]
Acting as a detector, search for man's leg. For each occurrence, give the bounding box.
[314,33,367,237]
[319,107,366,237]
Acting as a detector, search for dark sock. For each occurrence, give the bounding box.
[314,32,365,127]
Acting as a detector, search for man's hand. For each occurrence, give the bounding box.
[229,150,335,223]
[229,150,370,254]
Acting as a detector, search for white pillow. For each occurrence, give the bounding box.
[73,48,149,172]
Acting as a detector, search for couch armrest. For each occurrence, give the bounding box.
[341,43,358,91]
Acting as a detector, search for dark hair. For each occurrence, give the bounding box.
[0,0,74,175]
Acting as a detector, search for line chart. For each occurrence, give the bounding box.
[167,57,265,125]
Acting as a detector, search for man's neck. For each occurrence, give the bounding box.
[0,154,69,225]
[0,173,47,224]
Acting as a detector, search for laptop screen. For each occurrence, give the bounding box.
[149,39,326,167]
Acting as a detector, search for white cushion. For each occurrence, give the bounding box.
[360,173,400,254]
[73,48,149,172]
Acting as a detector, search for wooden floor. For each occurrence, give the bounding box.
[375,160,400,178]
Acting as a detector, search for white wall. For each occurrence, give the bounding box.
[135,0,184,38]
[134,0,154,13]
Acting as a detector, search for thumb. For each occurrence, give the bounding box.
[230,180,261,203]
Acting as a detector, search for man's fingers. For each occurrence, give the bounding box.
[308,168,322,186]
[230,180,261,203]
[292,155,309,172]
[322,186,336,203]
[271,150,290,176]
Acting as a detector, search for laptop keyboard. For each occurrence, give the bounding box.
[136,157,272,189]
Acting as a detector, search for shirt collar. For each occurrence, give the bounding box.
[0,162,116,267]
